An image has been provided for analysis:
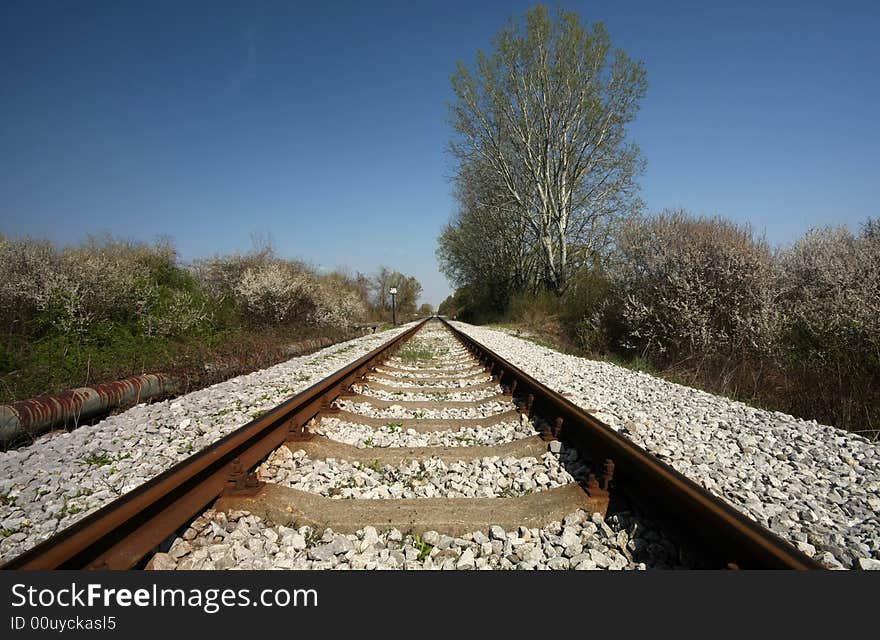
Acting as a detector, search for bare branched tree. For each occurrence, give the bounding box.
[447,5,647,292]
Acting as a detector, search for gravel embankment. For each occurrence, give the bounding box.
[256,446,584,499]
[353,384,500,402]
[451,322,880,570]
[0,323,418,563]
[316,415,536,448]
[148,507,692,570]
[335,399,512,421]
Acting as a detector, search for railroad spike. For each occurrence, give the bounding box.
[224,457,264,496]
[522,393,534,416]
[601,459,615,491]
[319,395,340,416]
[338,384,356,398]
[286,419,314,442]
[583,473,608,500]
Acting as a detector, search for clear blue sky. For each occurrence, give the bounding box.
[2,0,878,306]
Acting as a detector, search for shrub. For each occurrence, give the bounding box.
[0,235,208,338]
[609,209,778,360]
[311,279,367,328]
[776,223,880,371]
[193,252,367,328]
[234,261,315,325]
[0,235,59,333]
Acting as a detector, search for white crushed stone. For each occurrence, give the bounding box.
[147,508,695,570]
[353,383,499,402]
[365,373,492,388]
[451,321,880,569]
[336,399,513,420]
[315,415,536,448]
[256,447,579,499]
[0,323,419,563]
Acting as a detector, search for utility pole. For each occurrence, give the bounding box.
[389,287,397,325]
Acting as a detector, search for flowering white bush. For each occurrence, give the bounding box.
[0,236,59,331]
[195,252,366,328]
[776,224,880,367]
[233,261,315,325]
[191,251,271,303]
[0,236,211,338]
[2,237,368,339]
[310,282,367,328]
[609,210,779,358]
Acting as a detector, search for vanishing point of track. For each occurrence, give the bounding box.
[2,318,821,570]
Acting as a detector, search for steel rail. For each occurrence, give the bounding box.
[440,318,822,570]
[2,319,429,570]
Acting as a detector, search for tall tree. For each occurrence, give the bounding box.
[448,5,647,291]
[371,267,422,316]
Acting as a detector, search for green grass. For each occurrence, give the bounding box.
[79,451,131,467]
[411,534,433,561]
[365,460,384,474]
[398,347,434,362]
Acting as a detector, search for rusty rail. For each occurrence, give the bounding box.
[440,318,822,570]
[2,320,427,570]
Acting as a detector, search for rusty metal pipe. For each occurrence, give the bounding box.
[0,374,179,447]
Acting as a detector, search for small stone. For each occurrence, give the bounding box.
[422,530,440,546]
[215,550,236,570]
[362,526,380,546]
[329,537,353,555]
[489,525,506,540]
[549,441,562,454]
[546,556,570,570]
[168,539,192,559]
[308,544,337,562]
[796,541,816,557]
[560,529,580,548]
[589,549,611,568]
[284,532,307,551]
[387,528,403,542]
[858,557,880,570]
[145,552,177,570]
[436,534,454,550]
[456,548,476,570]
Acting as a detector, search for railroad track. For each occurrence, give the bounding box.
[2,318,821,570]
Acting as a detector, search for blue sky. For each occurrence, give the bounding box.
[2,0,878,306]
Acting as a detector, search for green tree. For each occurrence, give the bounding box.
[447,5,647,292]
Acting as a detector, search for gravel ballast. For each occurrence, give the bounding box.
[451,322,880,569]
[147,507,694,570]
[256,446,583,499]
[0,323,418,563]
[316,415,537,448]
